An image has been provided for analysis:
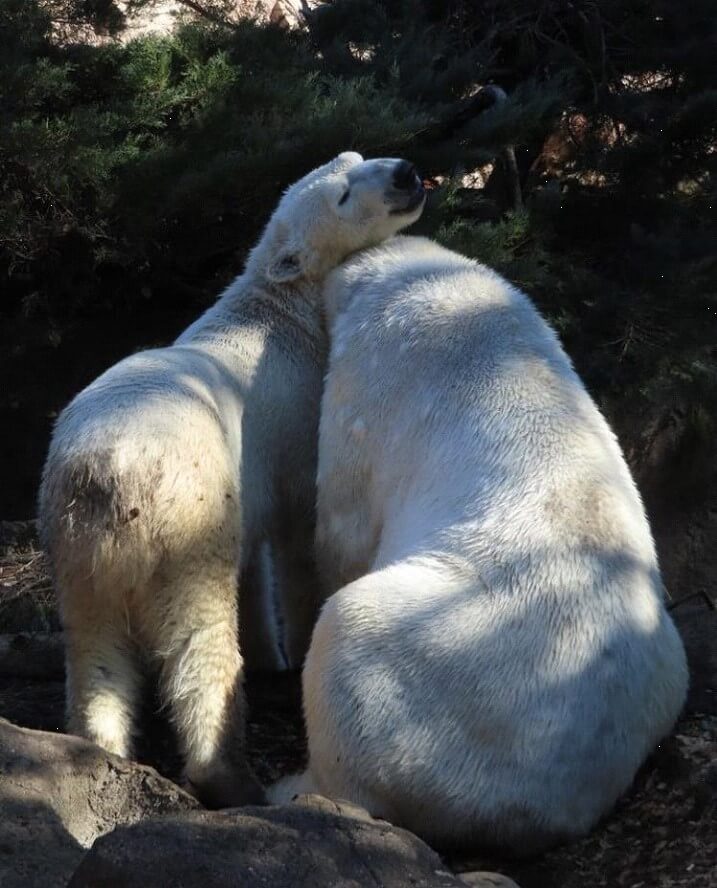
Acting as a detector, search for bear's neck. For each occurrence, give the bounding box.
[187,269,325,356]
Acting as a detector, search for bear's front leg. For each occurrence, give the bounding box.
[272,521,323,671]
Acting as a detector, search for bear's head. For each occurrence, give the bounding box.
[250,152,425,284]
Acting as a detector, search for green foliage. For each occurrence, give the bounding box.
[435,208,551,292]
[0,3,442,320]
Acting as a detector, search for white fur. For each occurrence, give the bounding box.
[38,154,424,807]
[272,235,688,851]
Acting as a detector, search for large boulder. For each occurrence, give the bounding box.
[69,794,469,888]
[0,718,198,887]
[0,719,518,888]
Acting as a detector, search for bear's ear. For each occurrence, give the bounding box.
[267,245,322,283]
[333,151,363,170]
[267,249,303,283]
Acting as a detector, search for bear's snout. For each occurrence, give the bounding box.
[393,160,421,192]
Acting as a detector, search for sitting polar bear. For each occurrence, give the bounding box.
[272,234,688,852]
[38,153,426,808]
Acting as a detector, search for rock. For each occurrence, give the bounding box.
[0,718,199,888]
[69,793,467,888]
[291,791,377,822]
[458,873,522,888]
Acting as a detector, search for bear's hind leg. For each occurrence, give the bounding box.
[63,599,141,759]
[148,561,265,808]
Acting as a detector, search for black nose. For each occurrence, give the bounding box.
[393,160,420,191]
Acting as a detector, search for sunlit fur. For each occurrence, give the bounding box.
[38,154,423,807]
[271,235,688,851]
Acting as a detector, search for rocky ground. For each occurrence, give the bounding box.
[0,517,715,887]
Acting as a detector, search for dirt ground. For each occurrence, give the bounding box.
[1,521,715,888]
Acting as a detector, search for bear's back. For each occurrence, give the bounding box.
[326,236,646,550]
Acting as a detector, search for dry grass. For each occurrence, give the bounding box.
[0,528,58,633]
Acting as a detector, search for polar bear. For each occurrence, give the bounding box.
[38,154,426,808]
[272,235,688,851]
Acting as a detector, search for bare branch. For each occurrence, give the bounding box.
[174,0,240,29]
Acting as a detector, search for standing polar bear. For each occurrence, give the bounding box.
[273,235,688,851]
[38,153,426,807]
